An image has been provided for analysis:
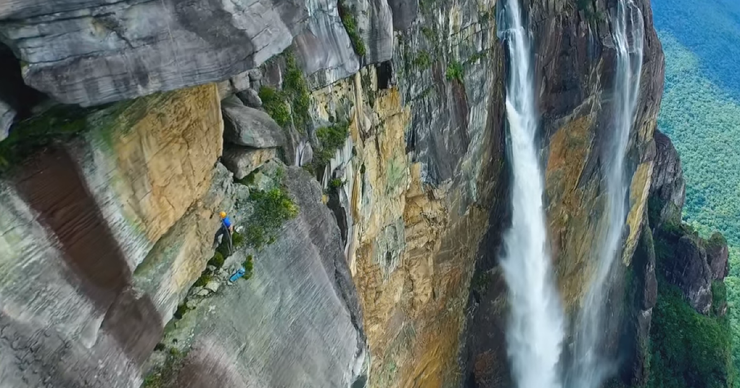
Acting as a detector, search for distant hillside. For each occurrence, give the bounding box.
[652,0,740,379]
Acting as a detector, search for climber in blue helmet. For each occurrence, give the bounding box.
[213,211,234,253]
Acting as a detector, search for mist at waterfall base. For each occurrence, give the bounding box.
[566,1,644,387]
[497,0,565,387]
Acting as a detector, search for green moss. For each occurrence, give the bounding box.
[207,252,225,269]
[283,53,311,133]
[708,232,728,249]
[446,61,464,83]
[313,122,349,175]
[141,346,187,388]
[421,26,435,42]
[338,1,367,57]
[231,231,245,250]
[173,302,189,320]
[245,186,299,249]
[259,86,291,127]
[193,273,212,288]
[329,178,343,190]
[258,52,311,134]
[242,255,254,280]
[0,105,90,172]
[466,50,488,65]
[713,280,728,316]
[237,169,259,186]
[413,51,432,70]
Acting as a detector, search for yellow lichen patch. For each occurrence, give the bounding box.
[622,161,654,265]
[545,115,600,310]
[101,84,223,243]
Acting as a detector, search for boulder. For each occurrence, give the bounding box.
[236,88,262,108]
[222,96,286,148]
[221,145,277,180]
[231,71,252,93]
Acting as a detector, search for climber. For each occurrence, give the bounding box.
[213,211,234,254]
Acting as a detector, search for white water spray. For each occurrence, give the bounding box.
[567,1,644,387]
[498,1,565,387]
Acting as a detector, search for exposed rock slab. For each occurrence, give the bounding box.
[0,85,225,388]
[0,0,366,106]
[222,96,286,148]
[162,167,367,388]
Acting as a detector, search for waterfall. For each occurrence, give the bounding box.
[498,0,565,387]
[567,1,644,387]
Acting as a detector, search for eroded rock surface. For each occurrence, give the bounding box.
[0,0,363,106]
[159,167,367,388]
[0,85,224,388]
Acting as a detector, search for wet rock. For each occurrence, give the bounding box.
[222,96,285,148]
[221,145,276,180]
[236,88,262,108]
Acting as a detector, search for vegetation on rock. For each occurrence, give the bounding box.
[244,186,299,249]
[445,61,464,83]
[338,1,366,57]
[142,348,187,388]
[649,278,735,388]
[258,51,311,133]
[313,122,349,176]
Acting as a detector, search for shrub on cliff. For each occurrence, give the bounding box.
[313,122,349,176]
[245,187,298,249]
[338,1,366,57]
[258,51,311,133]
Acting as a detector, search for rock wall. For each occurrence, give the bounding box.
[0,85,224,388]
[0,83,365,387]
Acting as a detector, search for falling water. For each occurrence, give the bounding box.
[567,1,644,387]
[498,0,565,387]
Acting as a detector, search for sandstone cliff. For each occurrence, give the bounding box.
[0,0,671,387]
[464,0,664,385]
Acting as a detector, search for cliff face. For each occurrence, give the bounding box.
[0,0,669,387]
[464,0,664,385]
